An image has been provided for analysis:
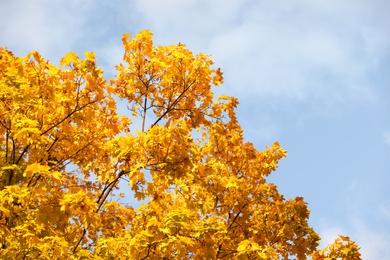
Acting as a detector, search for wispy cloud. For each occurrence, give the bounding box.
[3,0,387,108]
[352,218,390,260]
[0,0,104,62]
[384,131,390,146]
[318,190,390,260]
[318,215,390,260]
[317,222,346,249]
[131,0,388,108]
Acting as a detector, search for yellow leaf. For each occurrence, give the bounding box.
[84,51,96,60]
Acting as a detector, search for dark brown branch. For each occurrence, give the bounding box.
[0,119,9,130]
[226,204,248,235]
[141,84,149,132]
[15,144,30,165]
[226,210,242,235]
[40,100,96,137]
[5,129,9,163]
[72,228,86,253]
[151,81,196,128]
[73,170,127,252]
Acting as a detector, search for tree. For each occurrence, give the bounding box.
[0,30,361,259]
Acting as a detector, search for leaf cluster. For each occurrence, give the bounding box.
[0,31,361,259]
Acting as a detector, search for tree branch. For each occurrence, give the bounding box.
[151,81,195,128]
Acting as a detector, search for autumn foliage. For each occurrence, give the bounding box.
[0,30,361,259]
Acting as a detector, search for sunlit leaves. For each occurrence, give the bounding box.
[312,235,362,260]
[0,45,129,257]
[0,31,361,259]
[116,30,222,131]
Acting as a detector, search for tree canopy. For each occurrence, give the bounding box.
[0,30,361,259]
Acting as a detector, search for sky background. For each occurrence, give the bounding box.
[1,0,389,258]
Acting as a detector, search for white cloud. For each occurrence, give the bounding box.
[212,1,383,102]
[318,199,390,260]
[134,0,244,36]
[352,218,390,260]
[378,202,390,222]
[130,0,388,107]
[317,223,346,249]
[97,40,125,77]
[0,0,94,60]
[318,219,390,260]
[3,0,384,107]
[1,0,387,106]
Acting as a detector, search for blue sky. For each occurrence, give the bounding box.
[1,0,389,258]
